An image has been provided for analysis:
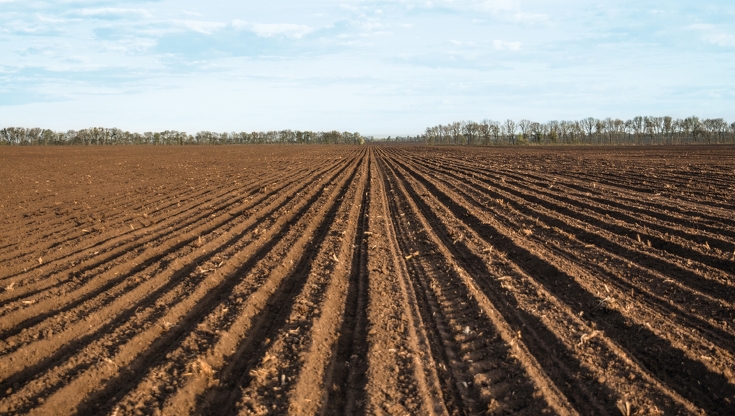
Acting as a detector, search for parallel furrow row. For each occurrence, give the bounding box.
[0,150,362,415]
[384,147,734,414]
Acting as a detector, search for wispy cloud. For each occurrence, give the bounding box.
[395,0,549,24]
[68,8,152,18]
[0,0,733,132]
[508,11,549,24]
[176,20,227,35]
[688,23,735,47]
[476,0,519,13]
[493,39,521,51]
[232,20,313,38]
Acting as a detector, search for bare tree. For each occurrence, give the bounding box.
[687,116,702,143]
[662,116,673,144]
[571,121,584,144]
[478,120,491,145]
[449,122,462,145]
[518,119,531,143]
[504,119,516,145]
[594,119,605,144]
[488,120,501,145]
[462,121,479,145]
[631,116,644,144]
[580,117,596,141]
[558,121,570,144]
[529,122,544,144]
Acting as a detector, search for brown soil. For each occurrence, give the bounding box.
[0,144,734,415]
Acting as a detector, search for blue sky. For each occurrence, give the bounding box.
[1,0,733,136]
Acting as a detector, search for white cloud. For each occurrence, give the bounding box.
[476,0,518,13]
[360,21,383,31]
[417,0,547,23]
[232,20,313,38]
[338,3,361,13]
[36,15,72,24]
[688,23,735,47]
[1,0,733,133]
[509,11,549,24]
[688,23,714,31]
[707,33,735,47]
[493,39,521,50]
[177,20,227,35]
[71,8,152,18]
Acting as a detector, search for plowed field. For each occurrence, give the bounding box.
[1,145,734,415]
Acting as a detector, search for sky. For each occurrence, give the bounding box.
[1,0,734,136]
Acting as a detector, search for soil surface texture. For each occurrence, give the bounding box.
[1,144,734,415]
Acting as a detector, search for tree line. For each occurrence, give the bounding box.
[423,116,735,146]
[0,128,367,146]
[4,116,734,146]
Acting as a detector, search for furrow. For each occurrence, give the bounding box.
[0,162,340,339]
[403,150,735,303]
[0,156,357,414]
[321,152,372,415]
[496,168,735,266]
[378,148,580,415]
[0,164,304,290]
[228,154,368,415]
[359,150,449,415]
[80,150,367,416]
[6,152,361,416]
[436,165,735,360]
[0,174,220,266]
[388,149,733,415]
